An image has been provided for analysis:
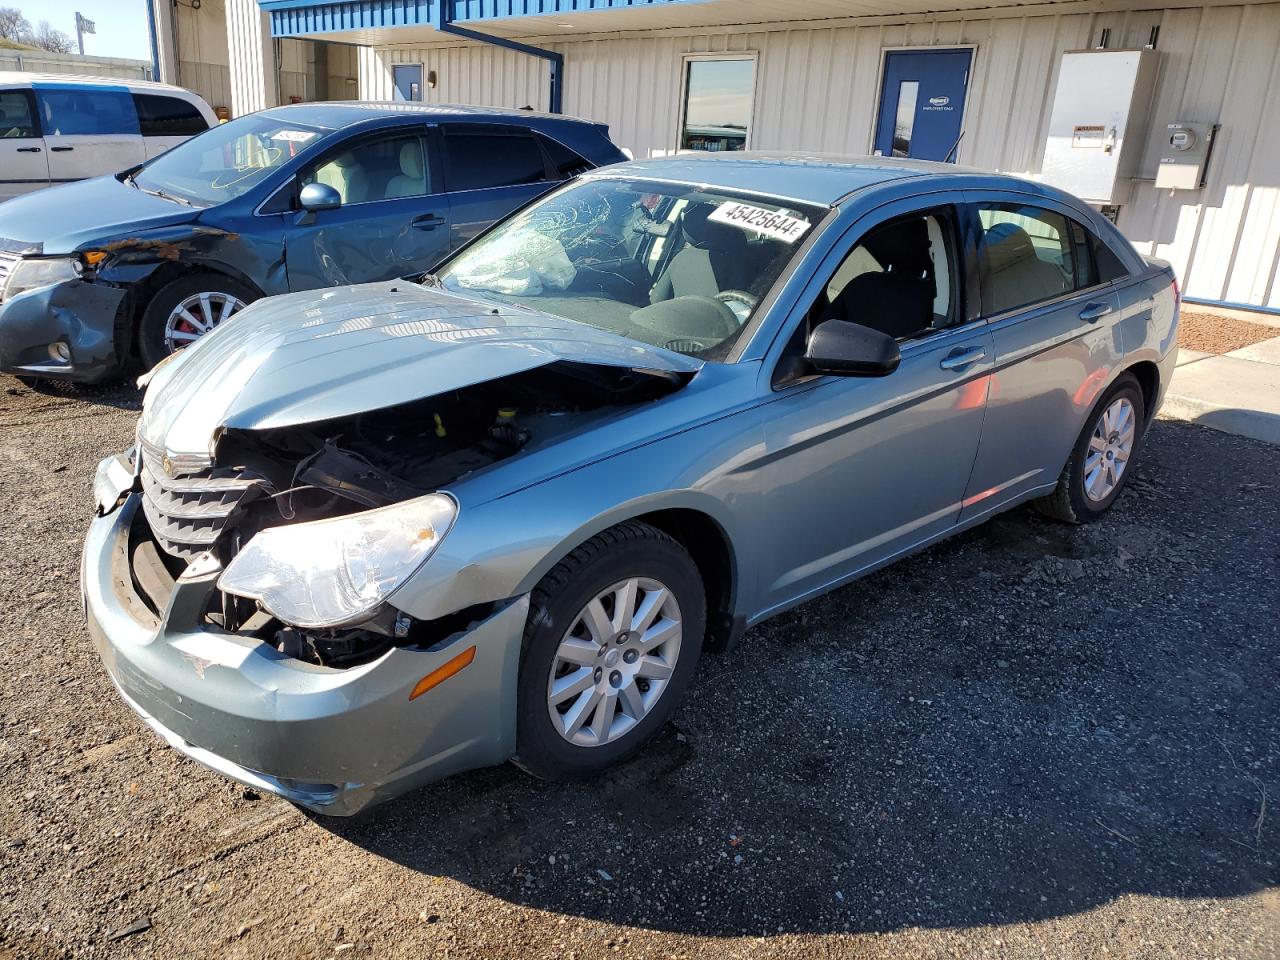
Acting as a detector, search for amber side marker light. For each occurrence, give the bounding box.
[409,646,477,700]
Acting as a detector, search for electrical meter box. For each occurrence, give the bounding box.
[1155,122,1216,190]
[1040,49,1159,204]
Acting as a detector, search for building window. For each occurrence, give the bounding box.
[679,56,756,152]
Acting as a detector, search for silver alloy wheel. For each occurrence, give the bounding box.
[546,577,683,747]
[162,291,246,353]
[1084,396,1136,502]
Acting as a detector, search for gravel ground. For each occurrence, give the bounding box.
[1177,311,1279,355]
[0,375,1277,960]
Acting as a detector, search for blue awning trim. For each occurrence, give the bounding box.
[259,0,703,38]
[265,0,436,38]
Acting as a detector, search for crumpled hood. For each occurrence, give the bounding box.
[0,176,200,253]
[139,281,702,459]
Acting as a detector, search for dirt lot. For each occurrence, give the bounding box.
[1177,310,1279,355]
[0,376,1276,960]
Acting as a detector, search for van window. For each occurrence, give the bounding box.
[0,91,38,138]
[133,94,209,137]
[36,87,140,136]
[443,127,547,191]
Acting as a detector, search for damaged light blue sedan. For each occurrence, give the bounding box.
[83,154,1180,814]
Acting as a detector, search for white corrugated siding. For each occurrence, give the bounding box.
[226,0,279,116]
[0,52,151,79]
[366,2,1280,308]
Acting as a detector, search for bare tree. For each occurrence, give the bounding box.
[0,7,32,42]
[28,19,73,53]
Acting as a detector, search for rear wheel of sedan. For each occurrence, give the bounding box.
[513,521,706,781]
[1036,373,1145,523]
[138,274,256,369]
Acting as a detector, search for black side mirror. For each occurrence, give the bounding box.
[805,319,901,377]
[299,182,342,213]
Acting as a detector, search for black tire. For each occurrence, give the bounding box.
[137,274,257,369]
[1035,373,1145,523]
[513,520,706,781]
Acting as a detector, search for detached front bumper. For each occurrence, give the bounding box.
[0,279,127,382]
[82,465,526,816]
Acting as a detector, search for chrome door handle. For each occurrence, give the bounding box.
[939,347,987,371]
[1079,301,1113,322]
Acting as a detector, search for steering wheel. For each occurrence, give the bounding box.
[715,289,758,324]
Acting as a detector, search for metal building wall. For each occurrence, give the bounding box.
[364,2,1280,308]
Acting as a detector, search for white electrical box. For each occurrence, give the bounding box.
[1155,122,1216,190]
[1040,49,1159,204]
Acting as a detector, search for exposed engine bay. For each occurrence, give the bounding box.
[131,361,685,668]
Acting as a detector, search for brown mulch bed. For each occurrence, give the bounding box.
[1178,310,1279,355]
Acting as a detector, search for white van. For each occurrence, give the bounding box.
[0,73,218,202]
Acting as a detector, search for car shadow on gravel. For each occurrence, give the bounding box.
[323,420,1280,936]
[2,375,142,414]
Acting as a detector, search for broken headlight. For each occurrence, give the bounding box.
[218,493,457,629]
[2,256,81,302]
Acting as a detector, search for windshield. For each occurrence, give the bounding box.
[435,177,826,359]
[131,113,333,206]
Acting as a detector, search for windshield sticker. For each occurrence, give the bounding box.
[708,202,810,243]
[270,129,317,143]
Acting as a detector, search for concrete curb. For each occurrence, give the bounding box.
[1160,346,1280,445]
[1158,397,1280,445]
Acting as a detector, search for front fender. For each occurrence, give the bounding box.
[389,426,760,627]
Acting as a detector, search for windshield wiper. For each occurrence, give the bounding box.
[127,176,195,207]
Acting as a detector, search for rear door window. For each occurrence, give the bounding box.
[36,87,140,136]
[974,203,1076,314]
[536,133,592,179]
[1091,234,1130,283]
[133,94,209,137]
[0,90,39,138]
[442,126,548,191]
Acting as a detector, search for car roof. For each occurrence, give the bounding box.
[257,100,604,130]
[0,72,207,100]
[585,151,1033,206]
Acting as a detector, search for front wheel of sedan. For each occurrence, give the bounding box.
[513,521,706,781]
[1036,373,1146,523]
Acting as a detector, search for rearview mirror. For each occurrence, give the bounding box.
[299,182,342,213]
[805,319,901,377]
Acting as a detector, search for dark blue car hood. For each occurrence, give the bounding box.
[0,176,201,254]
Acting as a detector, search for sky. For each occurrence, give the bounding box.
[11,0,151,62]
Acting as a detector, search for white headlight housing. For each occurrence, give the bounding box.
[218,493,457,629]
[2,256,81,303]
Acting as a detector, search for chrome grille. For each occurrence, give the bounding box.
[139,442,265,560]
[0,251,21,302]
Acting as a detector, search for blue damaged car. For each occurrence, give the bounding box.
[83,153,1179,814]
[0,101,624,382]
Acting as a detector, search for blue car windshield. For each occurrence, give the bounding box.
[131,113,333,206]
[436,177,826,359]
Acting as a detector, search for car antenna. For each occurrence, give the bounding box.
[944,131,965,164]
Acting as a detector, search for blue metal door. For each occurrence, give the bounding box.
[874,49,971,162]
[393,64,423,102]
